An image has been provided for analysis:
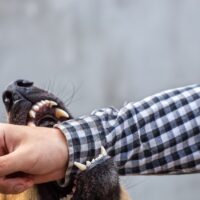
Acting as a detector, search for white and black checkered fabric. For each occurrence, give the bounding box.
[56,84,200,186]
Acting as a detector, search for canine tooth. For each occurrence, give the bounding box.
[55,108,69,119]
[49,101,58,107]
[74,162,87,171]
[33,105,39,112]
[101,146,107,156]
[28,121,36,127]
[29,110,36,118]
[91,159,95,163]
[86,161,91,166]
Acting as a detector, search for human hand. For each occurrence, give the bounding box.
[0,123,68,194]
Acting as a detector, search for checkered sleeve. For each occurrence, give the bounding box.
[56,84,200,186]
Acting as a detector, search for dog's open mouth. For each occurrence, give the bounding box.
[27,100,69,127]
[2,80,71,128]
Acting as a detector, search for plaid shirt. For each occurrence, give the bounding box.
[56,84,200,186]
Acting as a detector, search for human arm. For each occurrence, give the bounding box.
[56,84,200,186]
[0,84,200,193]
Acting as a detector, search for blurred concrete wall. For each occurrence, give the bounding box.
[0,0,200,199]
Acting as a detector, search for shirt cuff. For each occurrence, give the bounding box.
[55,123,75,187]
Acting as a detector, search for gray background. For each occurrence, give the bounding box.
[0,0,200,199]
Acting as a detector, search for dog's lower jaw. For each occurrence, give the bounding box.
[0,187,39,200]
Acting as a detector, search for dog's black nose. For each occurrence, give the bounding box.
[2,80,34,112]
[15,80,34,88]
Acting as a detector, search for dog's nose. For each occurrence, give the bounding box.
[2,80,34,112]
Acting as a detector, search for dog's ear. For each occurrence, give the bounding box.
[120,186,132,200]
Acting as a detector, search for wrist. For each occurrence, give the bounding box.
[54,128,69,164]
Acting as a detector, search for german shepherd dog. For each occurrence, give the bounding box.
[0,80,131,200]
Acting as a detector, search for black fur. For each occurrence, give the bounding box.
[73,156,120,200]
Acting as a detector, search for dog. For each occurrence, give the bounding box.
[0,79,131,200]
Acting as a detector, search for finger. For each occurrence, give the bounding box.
[0,151,25,176]
[0,177,33,194]
[32,168,66,184]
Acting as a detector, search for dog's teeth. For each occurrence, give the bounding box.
[95,157,99,161]
[49,101,58,107]
[86,161,91,167]
[44,100,50,106]
[33,100,58,110]
[74,162,87,171]
[101,146,107,156]
[29,110,36,118]
[27,121,36,127]
[95,154,103,161]
[33,105,39,112]
[41,100,46,105]
[55,108,69,119]
[37,102,43,107]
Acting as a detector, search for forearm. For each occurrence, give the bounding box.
[56,84,200,185]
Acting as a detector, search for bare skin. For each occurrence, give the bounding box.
[0,123,68,194]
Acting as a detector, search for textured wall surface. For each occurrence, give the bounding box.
[0,1,200,199]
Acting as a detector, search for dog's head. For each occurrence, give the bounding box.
[2,80,128,200]
[2,79,71,127]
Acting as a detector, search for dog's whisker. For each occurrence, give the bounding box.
[125,179,147,190]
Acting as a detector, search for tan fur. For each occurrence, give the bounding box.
[0,187,39,200]
[120,186,132,200]
[0,185,131,200]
